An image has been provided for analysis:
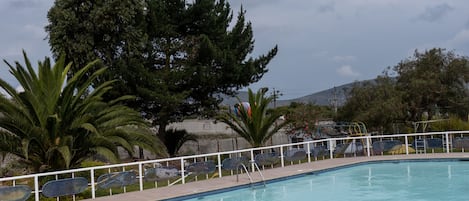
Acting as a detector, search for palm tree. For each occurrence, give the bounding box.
[164,128,198,157]
[218,88,287,148]
[0,52,166,172]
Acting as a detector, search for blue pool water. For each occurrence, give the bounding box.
[181,160,469,201]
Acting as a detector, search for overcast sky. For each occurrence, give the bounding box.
[1,0,469,99]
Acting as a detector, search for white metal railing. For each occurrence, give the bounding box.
[2,130,469,200]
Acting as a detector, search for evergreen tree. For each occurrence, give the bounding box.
[46,0,278,143]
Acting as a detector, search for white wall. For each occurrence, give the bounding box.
[169,119,289,155]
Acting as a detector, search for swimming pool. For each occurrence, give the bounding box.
[178,160,469,201]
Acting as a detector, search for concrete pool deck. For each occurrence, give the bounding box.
[86,153,469,201]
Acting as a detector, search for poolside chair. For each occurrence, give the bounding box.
[372,140,401,155]
[310,145,327,158]
[42,177,88,198]
[454,137,469,149]
[254,152,280,166]
[222,156,249,170]
[426,138,443,149]
[284,148,307,162]
[222,156,266,186]
[186,161,216,175]
[0,185,31,201]
[96,171,137,189]
[144,166,180,182]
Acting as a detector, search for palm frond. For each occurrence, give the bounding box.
[219,88,286,147]
[0,52,166,172]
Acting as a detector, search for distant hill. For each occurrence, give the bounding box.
[220,81,368,107]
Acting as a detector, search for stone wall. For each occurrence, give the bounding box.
[119,119,290,158]
[169,119,290,155]
[178,133,289,155]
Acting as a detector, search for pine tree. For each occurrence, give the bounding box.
[46,0,278,144]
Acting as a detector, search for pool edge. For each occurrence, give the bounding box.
[161,156,468,201]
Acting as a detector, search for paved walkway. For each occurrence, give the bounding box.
[85,153,469,201]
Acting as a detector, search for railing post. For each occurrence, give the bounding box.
[307,142,311,163]
[445,132,450,153]
[122,167,127,193]
[405,136,409,155]
[107,168,112,196]
[250,150,255,172]
[366,136,371,157]
[71,173,76,201]
[180,158,186,184]
[138,163,143,191]
[55,175,59,201]
[217,154,222,178]
[91,169,96,199]
[329,139,334,159]
[280,146,284,167]
[34,175,39,201]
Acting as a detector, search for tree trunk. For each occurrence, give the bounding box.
[138,147,144,159]
[158,122,168,144]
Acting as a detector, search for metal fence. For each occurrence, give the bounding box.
[2,130,469,201]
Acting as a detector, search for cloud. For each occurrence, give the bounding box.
[416,3,453,22]
[317,2,335,13]
[6,0,41,9]
[23,24,47,39]
[0,85,24,99]
[0,88,10,98]
[332,55,356,62]
[444,29,469,49]
[337,65,360,77]
[311,50,329,58]
[16,86,25,93]
[0,46,24,58]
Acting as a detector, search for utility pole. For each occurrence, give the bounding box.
[272,88,282,108]
[271,88,282,146]
[329,87,339,114]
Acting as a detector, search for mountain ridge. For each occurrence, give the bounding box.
[220,81,365,107]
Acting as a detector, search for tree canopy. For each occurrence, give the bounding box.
[46,0,278,142]
[337,76,406,133]
[282,102,333,137]
[395,48,469,121]
[0,52,166,172]
[338,48,469,133]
